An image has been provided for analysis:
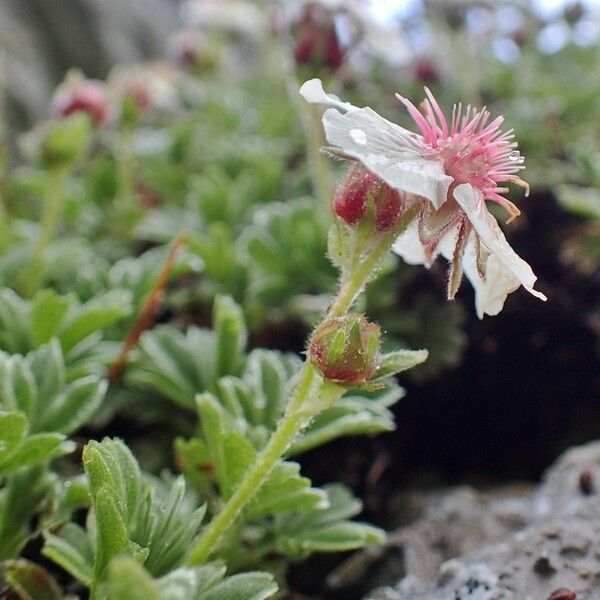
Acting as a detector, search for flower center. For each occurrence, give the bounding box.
[442,144,491,192]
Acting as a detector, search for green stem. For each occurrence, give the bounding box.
[329,202,420,317]
[186,202,419,566]
[115,128,139,231]
[22,168,67,297]
[186,363,319,566]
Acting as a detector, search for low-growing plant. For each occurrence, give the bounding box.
[0,4,555,598]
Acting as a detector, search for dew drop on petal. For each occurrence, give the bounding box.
[350,128,367,145]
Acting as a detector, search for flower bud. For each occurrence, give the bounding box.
[413,57,439,85]
[51,72,109,127]
[169,29,219,73]
[110,64,179,126]
[333,166,377,225]
[309,314,381,383]
[293,3,345,71]
[374,185,403,231]
[333,165,404,232]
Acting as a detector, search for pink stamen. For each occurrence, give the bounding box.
[398,87,528,219]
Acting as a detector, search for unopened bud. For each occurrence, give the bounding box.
[110,64,178,126]
[293,3,345,71]
[414,57,439,85]
[334,166,377,225]
[51,73,109,127]
[169,29,219,73]
[374,185,403,231]
[334,165,404,232]
[310,314,381,383]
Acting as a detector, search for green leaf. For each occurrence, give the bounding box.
[3,559,63,600]
[129,296,248,408]
[30,290,72,347]
[0,432,73,474]
[199,572,278,600]
[0,467,57,560]
[241,200,337,308]
[280,520,384,554]
[0,342,106,434]
[43,523,94,587]
[373,349,429,380]
[93,487,133,580]
[59,290,133,353]
[0,288,133,376]
[45,438,206,593]
[107,557,277,600]
[290,387,402,455]
[556,184,600,219]
[275,485,385,558]
[83,439,143,527]
[107,557,159,600]
[214,296,247,379]
[247,462,327,520]
[131,327,219,408]
[0,410,26,457]
[195,394,324,517]
[0,410,72,474]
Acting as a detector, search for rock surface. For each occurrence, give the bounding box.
[337,442,600,599]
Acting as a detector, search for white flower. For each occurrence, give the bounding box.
[301,78,547,317]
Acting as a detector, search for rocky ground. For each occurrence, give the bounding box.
[325,441,600,600]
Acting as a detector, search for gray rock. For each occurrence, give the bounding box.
[358,442,600,600]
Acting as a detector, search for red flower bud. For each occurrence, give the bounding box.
[310,314,381,384]
[414,57,439,85]
[334,166,378,225]
[52,76,109,127]
[374,186,403,231]
[293,3,345,71]
[334,165,405,231]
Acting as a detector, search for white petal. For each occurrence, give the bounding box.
[453,183,547,313]
[300,79,453,209]
[392,218,428,266]
[322,107,452,208]
[299,78,356,112]
[453,236,521,318]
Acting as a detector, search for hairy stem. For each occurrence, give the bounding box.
[186,201,419,566]
[186,363,318,565]
[329,202,420,317]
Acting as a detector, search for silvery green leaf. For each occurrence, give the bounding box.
[373,348,429,380]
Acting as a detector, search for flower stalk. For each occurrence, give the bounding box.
[186,198,418,566]
[186,362,323,566]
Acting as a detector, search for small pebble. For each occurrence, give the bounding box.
[534,552,557,576]
[547,588,576,600]
[579,469,594,495]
